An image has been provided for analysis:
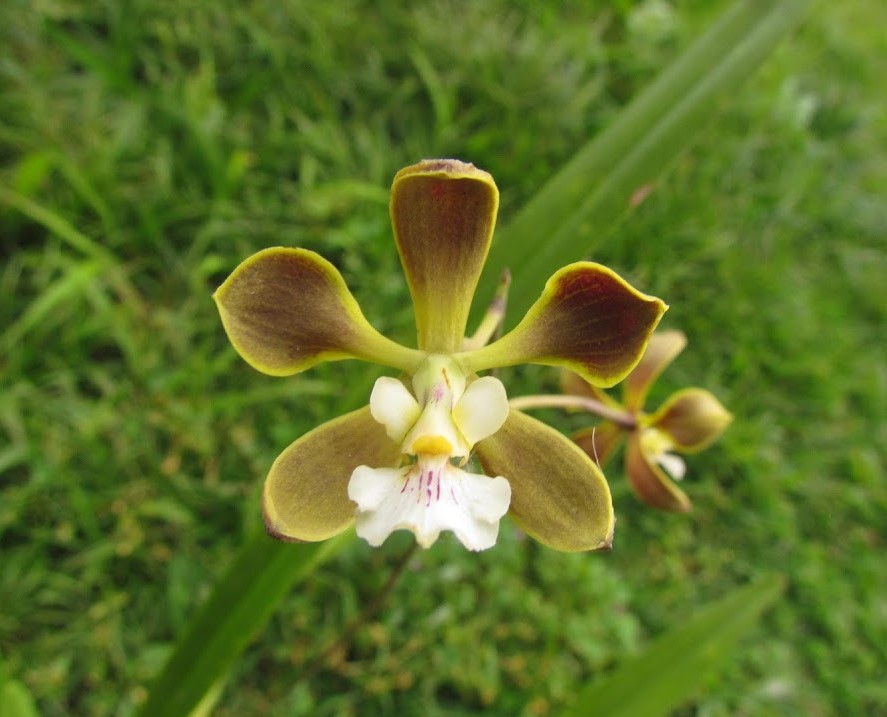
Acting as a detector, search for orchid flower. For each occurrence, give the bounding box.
[560,330,733,512]
[214,159,666,551]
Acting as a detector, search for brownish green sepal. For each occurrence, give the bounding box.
[390,159,499,353]
[572,422,625,467]
[462,262,667,387]
[623,329,687,411]
[214,247,421,376]
[561,369,622,409]
[646,387,733,452]
[263,407,402,542]
[625,432,692,512]
[475,409,615,552]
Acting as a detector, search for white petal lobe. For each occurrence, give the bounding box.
[347,456,511,551]
[369,377,421,442]
[452,376,509,446]
[348,466,406,511]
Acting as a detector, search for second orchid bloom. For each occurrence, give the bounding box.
[562,330,733,512]
[214,159,666,552]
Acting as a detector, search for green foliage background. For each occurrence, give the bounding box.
[1,1,884,715]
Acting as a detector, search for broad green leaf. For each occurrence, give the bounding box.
[136,530,353,717]
[555,574,785,717]
[476,0,810,325]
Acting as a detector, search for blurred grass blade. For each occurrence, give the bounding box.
[478,0,810,324]
[0,185,142,309]
[556,574,785,717]
[2,260,103,349]
[0,658,40,717]
[0,185,115,263]
[0,681,40,717]
[137,530,354,717]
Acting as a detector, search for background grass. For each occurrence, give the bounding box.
[1,1,885,715]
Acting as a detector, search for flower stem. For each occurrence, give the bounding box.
[509,394,637,429]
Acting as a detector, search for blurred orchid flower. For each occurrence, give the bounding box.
[563,330,732,512]
[214,159,666,550]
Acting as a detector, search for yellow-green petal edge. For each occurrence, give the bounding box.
[263,407,402,542]
[214,247,421,376]
[461,262,667,387]
[646,387,733,452]
[475,409,615,552]
[390,159,499,353]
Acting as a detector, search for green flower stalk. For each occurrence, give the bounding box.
[550,330,733,512]
[214,159,666,551]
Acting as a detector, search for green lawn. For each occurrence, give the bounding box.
[1,1,885,715]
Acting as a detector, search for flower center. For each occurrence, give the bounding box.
[410,435,454,455]
[368,353,510,463]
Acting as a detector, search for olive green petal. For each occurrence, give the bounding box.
[263,407,402,542]
[475,410,615,552]
[625,432,691,512]
[461,262,667,387]
[572,422,625,467]
[647,388,733,453]
[390,159,499,353]
[623,329,687,411]
[214,247,421,376]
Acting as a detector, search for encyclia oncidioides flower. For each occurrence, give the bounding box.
[214,159,667,551]
[558,330,733,511]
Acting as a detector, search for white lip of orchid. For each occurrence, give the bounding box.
[348,453,512,551]
[369,376,422,445]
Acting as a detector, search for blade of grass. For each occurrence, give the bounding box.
[478,0,810,324]
[556,574,785,717]
[0,185,143,311]
[0,185,115,263]
[2,259,103,350]
[137,529,354,717]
